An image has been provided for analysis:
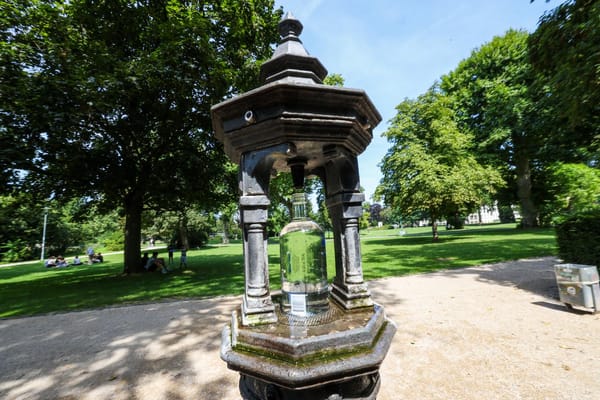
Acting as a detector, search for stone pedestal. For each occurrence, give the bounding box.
[221,302,396,400]
[239,373,380,400]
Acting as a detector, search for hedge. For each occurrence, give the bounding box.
[555,209,600,267]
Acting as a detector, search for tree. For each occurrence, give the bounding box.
[1,1,282,272]
[360,203,370,230]
[266,173,324,236]
[0,194,45,261]
[369,203,383,227]
[441,30,545,228]
[141,208,209,248]
[538,162,600,225]
[529,0,600,158]
[218,202,240,244]
[379,206,402,227]
[323,73,344,87]
[0,194,121,261]
[377,88,503,240]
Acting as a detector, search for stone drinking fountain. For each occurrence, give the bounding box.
[211,12,396,400]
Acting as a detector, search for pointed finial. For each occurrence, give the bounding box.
[259,11,327,84]
[279,12,303,40]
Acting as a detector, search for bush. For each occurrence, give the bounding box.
[187,227,209,248]
[539,163,600,226]
[0,239,32,262]
[498,204,516,223]
[445,214,465,229]
[555,209,600,267]
[102,230,125,251]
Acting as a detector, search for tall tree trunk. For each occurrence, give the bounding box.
[123,191,144,274]
[431,214,439,241]
[178,212,189,250]
[222,219,230,244]
[515,151,538,228]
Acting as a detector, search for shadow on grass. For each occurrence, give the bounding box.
[363,238,556,278]
[362,235,463,247]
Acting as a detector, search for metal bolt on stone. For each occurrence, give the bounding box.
[211,11,396,400]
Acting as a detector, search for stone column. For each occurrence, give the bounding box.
[238,145,290,325]
[239,194,276,325]
[323,148,373,310]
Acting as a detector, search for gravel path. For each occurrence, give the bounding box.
[1,256,599,400]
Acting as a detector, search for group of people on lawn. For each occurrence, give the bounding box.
[86,246,104,264]
[45,244,188,272]
[44,255,71,268]
[44,253,102,268]
[141,245,187,274]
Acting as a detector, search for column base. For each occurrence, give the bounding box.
[239,372,380,400]
[330,282,374,310]
[241,296,278,326]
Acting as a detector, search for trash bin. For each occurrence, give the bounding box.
[554,264,600,313]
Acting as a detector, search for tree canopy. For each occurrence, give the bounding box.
[1,0,282,271]
[377,89,503,239]
[539,162,600,225]
[529,0,600,156]
[441,29,544,227]
[380,0,600,231]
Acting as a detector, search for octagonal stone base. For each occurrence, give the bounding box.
[239,372,380,400]
[221,302,396,399]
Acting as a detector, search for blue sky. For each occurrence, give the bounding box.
[273,0,559,202]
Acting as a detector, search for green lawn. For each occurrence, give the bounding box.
[0,224,557,318]
[359,224,557,278]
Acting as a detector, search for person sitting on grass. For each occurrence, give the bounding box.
[144,251,169,274]
[56,255,69,268]
[45,256,57,268]
[72,255,83,266]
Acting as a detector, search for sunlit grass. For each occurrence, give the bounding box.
[359,224,557,279]
[0,224,557,318]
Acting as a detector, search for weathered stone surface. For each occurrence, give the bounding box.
[211,79,381,171]
[239,372,381,400]
[221,303,397,390]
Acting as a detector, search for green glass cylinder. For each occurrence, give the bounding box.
[280,191,329,316]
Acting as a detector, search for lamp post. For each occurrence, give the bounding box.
[40,207,49,262]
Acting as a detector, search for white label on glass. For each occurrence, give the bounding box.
[290,293,307,316]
